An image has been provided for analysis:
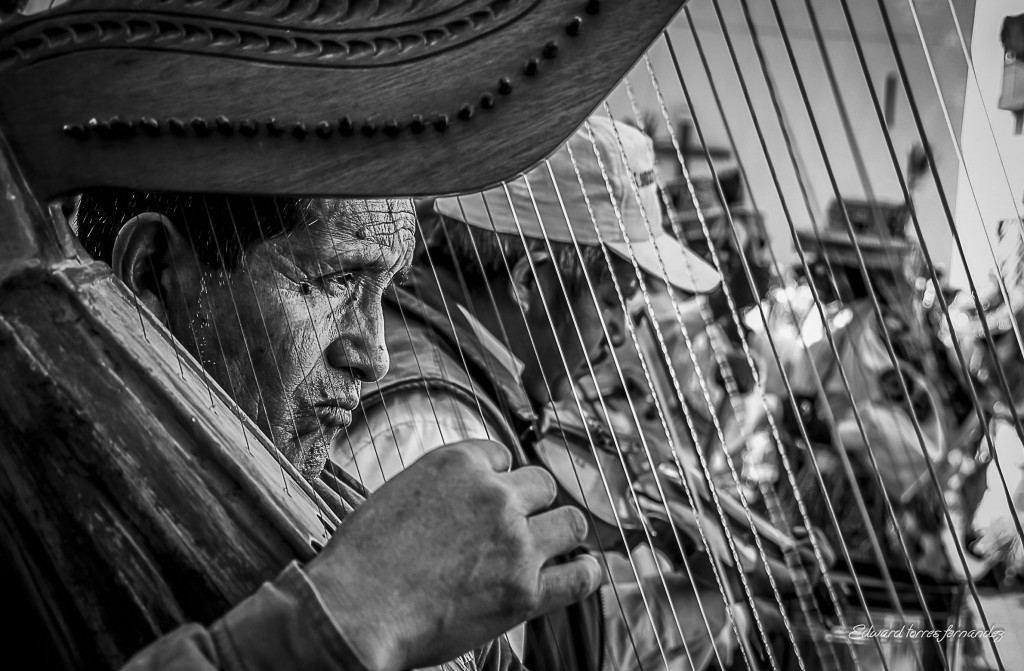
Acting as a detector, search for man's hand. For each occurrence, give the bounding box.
[306,439,601,670]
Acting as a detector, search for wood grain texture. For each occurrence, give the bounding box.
[0,261,339,667]
[0,0,687,199]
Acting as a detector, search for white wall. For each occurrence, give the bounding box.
[605,0,975,272]
[950,0,1024,291]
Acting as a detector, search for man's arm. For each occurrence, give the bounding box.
[122,563,373,671]
[123,440,599,671]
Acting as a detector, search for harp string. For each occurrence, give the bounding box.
[868,0,1024,465]
[558,133,772,670]
[460,188,676,668]
[657,27,894,664]
[434,208,639,669]
[738,0,976,665]
[538,149,760,669]
[577,115,808,671]
[230,197,339,501]
[615,78,840,668]
[525,169,743,671]
[735,0,960,654]
[224,196,354,514]
[519,165,762,670]
[595,108,829,671]
[359,192,641,665]
[695,3,943,654]
[907,0,1024,271]
[201,197,298,495]
[712,0,1015,667]
[499,179,689,669]
[365,203,529,664]
[678,0,912,634]
[723,3,994,667]
[806,0,1024,572]
[290,198,422,526]
[866,0,1024,582]
[899,0,1024,512]
[935,0,1024,234]
[623,63,857,669]
[901,0,1024,427]
[436,204,650,669]
[176,195,259,456]
[806,0,1024,618]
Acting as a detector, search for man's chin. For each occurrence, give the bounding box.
[285,429,340,482]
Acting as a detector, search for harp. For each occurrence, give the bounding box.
[0,1,688,668]
[2,1,1022,671]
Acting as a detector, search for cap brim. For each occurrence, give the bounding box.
[606,234,721,295]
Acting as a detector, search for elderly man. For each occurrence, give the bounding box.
[73,193,601,670]
[334,117,735,671]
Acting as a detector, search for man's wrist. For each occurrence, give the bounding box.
[304,555,407,671]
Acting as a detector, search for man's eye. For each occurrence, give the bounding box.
[329,273,356,286]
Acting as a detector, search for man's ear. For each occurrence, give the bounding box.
[111,213,193,322]
[508,250,551,316]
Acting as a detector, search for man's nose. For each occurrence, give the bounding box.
[323,313,390,383]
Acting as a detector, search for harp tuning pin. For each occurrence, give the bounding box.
[265,118,284,136]
[338,116,355,136]
[108,116,136,138]
[480,93,495,110]
[542,41,558,59]
[410,114,426,134]
[238,119,258,137]
[523,58,539,76]
[62,123,88,140]
[139,117,161,136]
[291,122,308,138]
[190,117,211,137]
[433,114,450,131]
[315,120,333,138]
[215,115,234,136]
[458,104,474,121]
[88,117,111,139]
[498,77,513,95]
[584,0,600,15]
[361,120,378,137]
[566,16,582,36]
[168,117,187,136]
[383,119,402,137]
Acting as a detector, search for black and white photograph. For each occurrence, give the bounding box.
[0,1,1021,669]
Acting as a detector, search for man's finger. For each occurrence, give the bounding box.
[534,553,603,616]
[528,505,589,557]
[446,439,513,472]
[505,466,558,513]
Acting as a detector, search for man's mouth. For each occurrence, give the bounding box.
[313,398,358,429]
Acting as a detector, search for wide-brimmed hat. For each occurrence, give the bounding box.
[434,116,721,295]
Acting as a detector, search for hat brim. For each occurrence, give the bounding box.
[606,234,721,295]
[436,193,721,295]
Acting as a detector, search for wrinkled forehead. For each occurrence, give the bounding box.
[308,197,417,257]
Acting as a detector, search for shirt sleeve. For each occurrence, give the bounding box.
[121,562,371,671]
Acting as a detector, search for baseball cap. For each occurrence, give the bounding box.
[433,116,721,294]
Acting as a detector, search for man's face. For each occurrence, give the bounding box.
[529,254,638,401]
[167,199,416,480]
